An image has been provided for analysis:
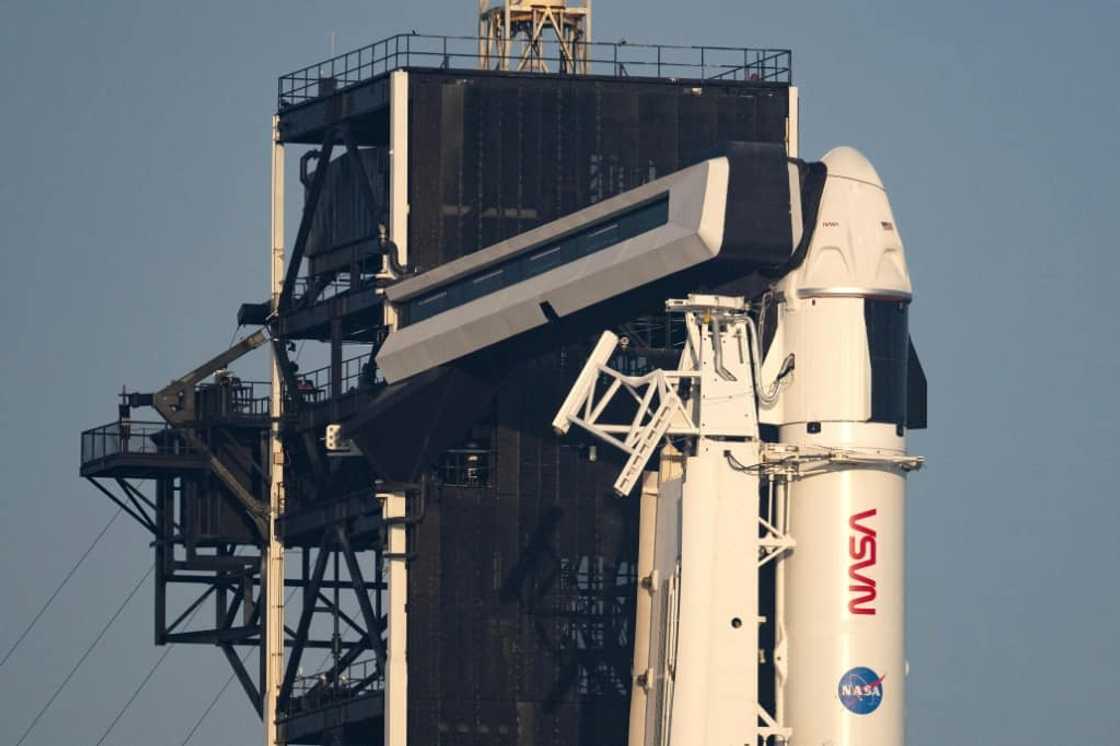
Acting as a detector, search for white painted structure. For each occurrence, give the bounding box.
[263,115,286,746]
[381,71,411,746]
[381,492,409,746]
[388,71,409,275]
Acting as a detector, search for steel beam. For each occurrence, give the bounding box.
[278,128,335,314]
[315,592,368,639]
[166,586,216,634]
[222,643,263,717]
[336,525,388,670]
[269,339,326,487]
[152,330,268,426]
[85,478,155,534]
[155,478,170,644]
[279,534,332,709]
[166,625,259,644]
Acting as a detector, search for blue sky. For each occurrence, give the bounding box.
[1,1,1117,744]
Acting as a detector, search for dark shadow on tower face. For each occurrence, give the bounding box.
[501,506,566,606]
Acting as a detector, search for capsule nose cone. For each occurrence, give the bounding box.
[821,146,884,189]
[786,145,911,301]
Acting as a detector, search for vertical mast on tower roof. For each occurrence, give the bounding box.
[479,0,592,74]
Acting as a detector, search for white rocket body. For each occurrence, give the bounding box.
[761,147,915,745]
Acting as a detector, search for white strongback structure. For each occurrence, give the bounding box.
[479,0,591,74]
[554,296,792,745]
[381,492,409,746]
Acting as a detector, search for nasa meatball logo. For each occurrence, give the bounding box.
[838,666,885,715]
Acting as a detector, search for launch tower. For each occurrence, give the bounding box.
[80,12,796,745]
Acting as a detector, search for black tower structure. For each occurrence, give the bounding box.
[80,33,793,745]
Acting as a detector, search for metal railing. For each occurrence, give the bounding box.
[283,657,384,719]
[279,33,792,108]
[293,274,366,306]
[195,379,271,419]
[80,421,195,466]
[288,351,380,403]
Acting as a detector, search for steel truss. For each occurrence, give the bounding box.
[78,114,405,735]
[479,1,591,75]
[80,475,389,721]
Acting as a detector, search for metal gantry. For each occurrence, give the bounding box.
[80,25,799,746]
[78,110,409,746]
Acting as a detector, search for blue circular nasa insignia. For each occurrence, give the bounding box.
[838,666,885,715]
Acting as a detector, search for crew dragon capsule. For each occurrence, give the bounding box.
[760,146,925,746]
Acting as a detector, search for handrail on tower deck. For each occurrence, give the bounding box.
[278,33,792,110]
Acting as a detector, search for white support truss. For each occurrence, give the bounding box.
[556,295,791,746]
[761,442,925,473]
[758,705,793,741]
[758,513,795,569]
[553,331,697,496]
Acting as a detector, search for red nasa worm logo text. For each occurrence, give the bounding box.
[848,509,877,615]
